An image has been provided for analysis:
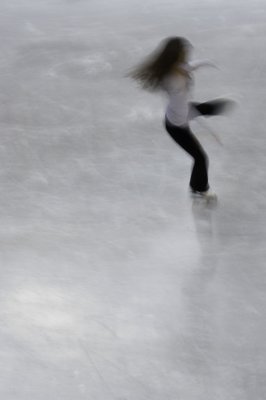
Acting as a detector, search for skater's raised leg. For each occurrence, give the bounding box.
[191,99,235,117]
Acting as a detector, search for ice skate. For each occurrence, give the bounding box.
[190,188,217,204]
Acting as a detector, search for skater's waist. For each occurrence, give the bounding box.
[165,114,188,128]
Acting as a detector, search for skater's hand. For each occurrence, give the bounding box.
[202,60,220,70]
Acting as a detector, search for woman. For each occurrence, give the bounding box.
[129,36,231,200]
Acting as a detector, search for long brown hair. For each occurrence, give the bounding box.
[128,37,191,91]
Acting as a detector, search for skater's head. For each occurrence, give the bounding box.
[128,36,192,90]
[162,36,192,64]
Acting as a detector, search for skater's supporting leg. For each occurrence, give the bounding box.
[165,119,209,192]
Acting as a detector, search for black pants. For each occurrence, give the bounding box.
[164,99,227,192]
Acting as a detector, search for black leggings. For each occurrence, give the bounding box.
[164,99,227,192]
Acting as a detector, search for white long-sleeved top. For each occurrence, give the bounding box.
[163,60,214,126]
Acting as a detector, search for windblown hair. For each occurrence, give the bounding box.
[128,37,191,91]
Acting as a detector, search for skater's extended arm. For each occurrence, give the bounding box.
[188,60,219,71]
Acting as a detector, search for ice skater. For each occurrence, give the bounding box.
[129,36,234,201]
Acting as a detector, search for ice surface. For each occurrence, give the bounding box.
[0,0,266,399]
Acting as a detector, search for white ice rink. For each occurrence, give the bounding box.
[0,0,266,399]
